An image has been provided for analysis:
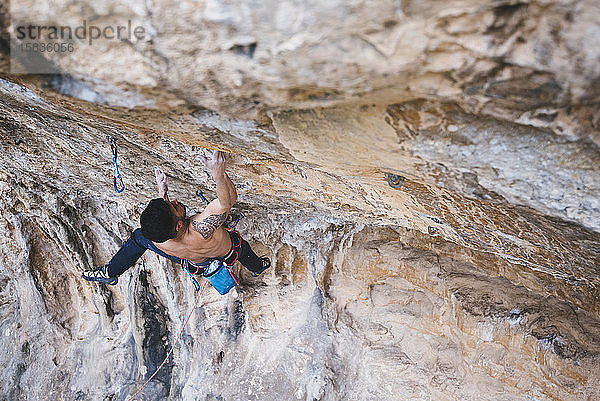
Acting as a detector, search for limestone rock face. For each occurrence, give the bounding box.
[1,0,600,400]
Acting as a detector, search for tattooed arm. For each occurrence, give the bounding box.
[191,210,228,239]
[191,150,237,239]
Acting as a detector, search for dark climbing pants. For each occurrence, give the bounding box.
[106,228,264,277]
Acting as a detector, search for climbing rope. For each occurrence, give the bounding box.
[126,279,208,401]
[108,136,125,193]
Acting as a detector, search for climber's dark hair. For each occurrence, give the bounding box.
[140,198,177,243]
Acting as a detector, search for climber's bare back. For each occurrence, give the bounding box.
[153,200,233,263]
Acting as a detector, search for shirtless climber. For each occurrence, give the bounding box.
[81,150,270,286]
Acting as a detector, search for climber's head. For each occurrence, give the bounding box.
[140,198,186,242]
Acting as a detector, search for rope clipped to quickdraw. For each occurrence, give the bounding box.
[108,136,125,193]
[126,279,208,401]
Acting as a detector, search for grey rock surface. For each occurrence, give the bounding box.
[1,0,600,400]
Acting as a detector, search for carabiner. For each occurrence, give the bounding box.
[113,174,125,193]
[108,136,118,157]
[108,136,125,193]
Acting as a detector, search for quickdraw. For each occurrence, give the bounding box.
[108,136,125,193]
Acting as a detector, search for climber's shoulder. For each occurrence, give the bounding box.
[189,205,229,240]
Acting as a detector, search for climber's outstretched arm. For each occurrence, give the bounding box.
[191,150,237,239]
[200,150,237,211]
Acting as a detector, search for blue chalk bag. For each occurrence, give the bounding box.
[203,259,239,295]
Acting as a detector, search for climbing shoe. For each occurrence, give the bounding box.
[82,265,118,285]
[251,257,271,277]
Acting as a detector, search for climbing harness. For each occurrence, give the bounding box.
[184,263,202,292]
[108,136,125,193]
[180,233,241,295]
[180,226,242,295]
[126,279,208,401]
[181,259,202,292]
